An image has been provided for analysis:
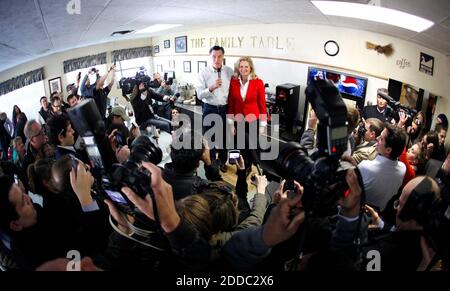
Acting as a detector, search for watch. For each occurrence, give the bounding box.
[324,40,339,57]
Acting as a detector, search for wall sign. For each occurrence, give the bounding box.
[396,58,411,69]
[419,52,434,76]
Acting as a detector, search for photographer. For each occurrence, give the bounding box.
[149,73,163,89]
[0,161,109,269]
[333,174,447,271]
[352,118,384,164]
[129,82,172,133]
[93,65,116,119]
[104,162,213,270]
[80,68,99,98]
[156,80,175,96]
[363,88,393,123]
[163,130,221,200]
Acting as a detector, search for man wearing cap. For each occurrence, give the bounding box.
[107,106,130,146]
[363,88,393,123]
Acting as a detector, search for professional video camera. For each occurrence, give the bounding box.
[378,91,418,121]
[119,66,152,95]
[274,79,358,217]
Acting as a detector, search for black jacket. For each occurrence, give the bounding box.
[130,86,165,126]
[38,107,52,123]
[162,161,222,200]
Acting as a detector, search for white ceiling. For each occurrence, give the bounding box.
[0,0,449,73]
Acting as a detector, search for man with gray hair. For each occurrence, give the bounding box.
[22,120,47,175]
[362,88,393,123]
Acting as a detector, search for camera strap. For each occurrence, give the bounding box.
[352,167,366,267]
[109,214,166,252]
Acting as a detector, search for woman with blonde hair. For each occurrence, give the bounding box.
[227,57,267,174]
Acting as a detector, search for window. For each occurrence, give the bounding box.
[0,81,46,122]
[115,57,152,83]
[65,65,107,95]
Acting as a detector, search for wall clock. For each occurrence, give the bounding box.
[324,40,339,56]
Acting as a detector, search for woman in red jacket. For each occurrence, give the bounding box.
[227,56,267,173]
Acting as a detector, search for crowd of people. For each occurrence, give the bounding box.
[0,45,449,272]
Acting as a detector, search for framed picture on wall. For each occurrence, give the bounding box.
[183,61,191,73]
[198,61,207,73]
[154,45,160,54]
[48,77,62,93]
[164,40,170,49]
[175,36,187,53]
[157,64,163,73]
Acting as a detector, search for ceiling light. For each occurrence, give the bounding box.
[111,30,134,36]
[311,1,434,32]
[135,24,183,34]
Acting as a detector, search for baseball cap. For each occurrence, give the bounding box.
[111,106,130,121]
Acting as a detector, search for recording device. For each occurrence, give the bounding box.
[273,79,360,216]
[115,131,124,147]
[104,134,162,214]
[68,98,168,252]
[217,67,221,79]
[67,99,109,170]
[119,67,151,95]
[378,91,418,121]
[228,150,240,164]
[283,180,296,192]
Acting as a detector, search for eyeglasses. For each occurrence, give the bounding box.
[393,199,400,210]
[31,128,45,139]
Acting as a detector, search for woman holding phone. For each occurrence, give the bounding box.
[227,57,267,174]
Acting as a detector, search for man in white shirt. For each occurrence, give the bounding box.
[358,123,407,211]
[197,46,234,172]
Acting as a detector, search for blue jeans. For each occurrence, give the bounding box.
[202,103,228,164]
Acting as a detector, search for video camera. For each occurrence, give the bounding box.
[274,79,358,216]
[119,67,152,95]
[378,91,418,121]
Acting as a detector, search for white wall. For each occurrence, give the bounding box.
[1,23,450,145]
[151,23,450,146]
[152,23,449,102]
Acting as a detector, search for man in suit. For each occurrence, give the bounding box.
[45,114,87,162]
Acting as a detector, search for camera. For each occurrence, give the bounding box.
[104,133,163,214]
[378,91,418,121]
[274,79,358,216]
[119,67,152,95]
[67,99,162,214]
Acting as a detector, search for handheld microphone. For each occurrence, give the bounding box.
[217,68,221,79]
